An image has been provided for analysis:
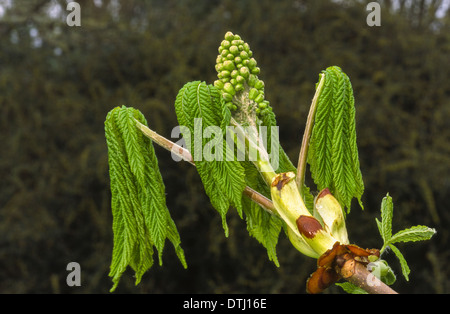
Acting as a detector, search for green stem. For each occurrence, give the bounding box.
[228,118,277,184]
[229,116,337,257]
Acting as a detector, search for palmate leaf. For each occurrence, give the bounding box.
[376,194,436,281]
[105,106,187,292]
[308,66,364,214]
[174,81,247,235]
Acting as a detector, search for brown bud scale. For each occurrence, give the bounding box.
[317,187,332,199]
[296,215,323,239]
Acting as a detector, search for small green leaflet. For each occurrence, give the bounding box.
[376,193,436,280]
[105,106,187,292]
[307,66,364,214]
[335,282,368,294]
[377,194,393,244]
[388,244,411,281]
[389,225,437,244]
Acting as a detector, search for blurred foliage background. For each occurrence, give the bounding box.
[0,0,448,294]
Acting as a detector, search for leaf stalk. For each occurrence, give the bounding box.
[296,73,326,187]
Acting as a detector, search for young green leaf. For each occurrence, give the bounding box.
[375,193,436,281]
[242,192,282,266]
[378,193,393,244]
[335,282,368,294]
[389,225,436,244]
[389,244,411,281]
[173,80,290,263]
[307,66,364,214]
[105,106,187,292]
[174,81,247,235]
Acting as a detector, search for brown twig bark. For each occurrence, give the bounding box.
[336,255,398,294]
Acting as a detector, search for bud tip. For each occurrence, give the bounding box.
[317,188,331,199]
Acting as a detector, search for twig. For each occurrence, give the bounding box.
[295,73,326,187]
[336,256,398,294]
[135,119,194,165]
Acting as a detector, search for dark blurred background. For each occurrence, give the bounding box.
[0,0,448,294]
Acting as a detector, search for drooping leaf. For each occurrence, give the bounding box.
[307,66,364,214]
[105,106,186,292]
[174,80,300,264]
[174,81,247,235]
[241,161,282,266]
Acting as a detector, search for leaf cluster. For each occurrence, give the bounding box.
[103,32,437,293]
[105,106,187,292]
[307,66,364,214]
[173,81,290,266]
[376,194,436,281]
[337,193,436,294]
[174,81,244,233]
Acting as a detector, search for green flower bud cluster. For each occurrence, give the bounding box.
[214,31,271,118]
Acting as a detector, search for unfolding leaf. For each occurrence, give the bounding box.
[335,282,368,294]
[308,66,364,214]
[105,106,186,292]
[379,193,394,243]
[389,244,411,281]
[375,193,435,281]
[389,225,436,244]
[174,81,247,235]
